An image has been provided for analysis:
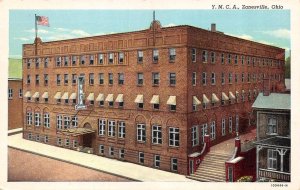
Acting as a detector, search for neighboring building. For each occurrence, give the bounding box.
[285,79,290,93]
[253,93,290,182]
[22,20,285,175]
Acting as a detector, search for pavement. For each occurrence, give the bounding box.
[7,132,194,182]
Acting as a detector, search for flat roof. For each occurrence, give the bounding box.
[255,136,290,148]
[252,93,290,110]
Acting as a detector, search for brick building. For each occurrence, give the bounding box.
[22,20,285,175]
[8,78,23,130]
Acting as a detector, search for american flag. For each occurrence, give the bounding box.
[36,16,49,26]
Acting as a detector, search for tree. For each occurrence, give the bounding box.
[285,56,290,79]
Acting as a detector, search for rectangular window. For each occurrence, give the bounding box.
[228,54,231,64]
[44,135,49,143]
[247,57,250,66]
[56,57,61,67]
[119,149,125,159]
[152,72,160,85]
[154,155,160,168]
[72,55,77,65]
[202,72,207,85]
[192,126,199,146]
[8,88,13,99]
[211,72,216,85]
[118,52,124,64]
[222,118,226,136]
[109,53,114,64]
[72,74,77,85]
[210,121,216,140]
[229,73,232,84]
[153,49,159,62]
[99,145,104,154]
[221,53,225,64]
[26,112,32,125]
[71,116,78,127]
[170,104,176,111]
[211,52,216,63]
[229,116,232,133]
[235,73,238,83]
[118,121,126,138]
[202,50,208,62]
[44,113,50,128]
[64,116,70,129]
[57,138,62,146]
[108,120,116,137]
[139,152,144,164]
[64,56,69,66]
[138,103,144,109]
[98,53,103,64]
[137,73,144,85]
[98,119,106,136]
[137,124,146,142]
[108,73,113,85]
[109,147,114,156]
[221,72,225,85]
[35,58,40,68]
[89,55,94,65]
[192,48,196,62]
[241,73,244,83]
[171,158,178,171]
[137,50,143,63]
[35,75,40,85]
[169,73,176,86]
[241,55,244,65]
[152,125,162,144]
[44,74,48,86]
[27,75,31,84]
[169,127,179,147]
[192,72,196,86]
[64,74,68,85]
[89,73,94,85]
[80,55,85,65]
[99,73,104,85]
[201,123,208,144]
[27,59,31,69]
[36,134,40,142]
[267,149,277,170]
[247,73,251,83]
[234,55,238,65]
[56,115,62,130]
[267,116,277,134]
[34,113,41,127]
[118,73,124,85]
[56,74,61,85]
[65,138,70,147]
[19,89,22,98]
[28,133,32,140]
[169,48,176,62]
[73,140,78,148]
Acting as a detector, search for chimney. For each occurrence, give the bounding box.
[263,77,271,96]
[211,23,216,32]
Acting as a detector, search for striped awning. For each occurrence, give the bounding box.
[115,94,124,103]
[203,94,210,104]
[105,94,114,102]
[229,91,236,100]
[167,96,176,105]
[87,93,94,101]
[212,93,219,103]
[24,91,31,98]
[134,95,143,103]
[222,92,229,101]
[61,92,69,100]
[193,96,201,105]
[54,92,62,99]
[42,92,48,99]
[69,93,76,100]
[32,92,39,98]
[150,95,159,104]
[96,93,104,101]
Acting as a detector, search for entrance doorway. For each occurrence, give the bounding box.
[82,123,93,148]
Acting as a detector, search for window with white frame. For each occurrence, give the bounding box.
[192,48,196,62]
[229,116,232,133]
[169,48,176,62]
[28,133,32,140]
[108,73,113,85]
[98,53,103,64]
[192,72,196,86]
[138,152,144,164]
[64,56,69,66]
[108,120,116,137]
[169,127,179,147]
[119,149,125,159]
[44,113,50,128]
[137,73,144,85]
[36,134,40,141]
[267,116,277,134]
[99,144,104,154]
[247,56,250,65]
[169,73,176,86]
[118,73,124,85]
[202,72,207,85]
[89,55,94,65]
[35,75,40,85]
[57,137,62,146]
[222,118,226,136]
[118,121,126,138]
[56,57,61,67]
[119,52,124,64]
[65,138,70,147]
[137,50,143,63]
[19,89,23,98]
[98,119,106,136]
[211,72,216,85]
[267,149,278,170]
[152,72,160,85]
[137,123,146,142]
[80,55,85,65]
[71,116,78,127]
[26,112,32,125]
[210,121,216,140]
[108,53,114,64]
[99,73,104,85]
[211,52,216,63]
[192,125,199,146]
[56,115,63,130]
[73,140,78,148]
[89,73,94,85]
[229,73,232,84]
[171,158,178,171]
[201,123,208,144]
[234,55,238,64]
[154,155,160,168]
[27,75,31,84]
[221,72,225,85]
[34,112,41,127]
[152,125,162,144]
[109,147,114,156]
[8,88,13,99]
[64,116,70,129]
[44,135,49,143]
[72,55,77,65]
[153,49,159,62]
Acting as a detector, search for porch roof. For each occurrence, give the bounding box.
[58,128,96,137]
[255,136,290,149]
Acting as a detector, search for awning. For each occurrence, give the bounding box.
[167,96,176,105]
[222,92,229,101]
[115,94,124,102]
[229,91,236,100]
[32,92,40,98]
[242,90,245,94]
[134,94,143,103]
[24,91,31,98]
[150,95,159,104]
[105,94,114,102]
[193,96,201,105]
[58,127,96,137]
[203,94,210,104]
[96,93,104,101]
[212,93,219,103]
[61,92,69,100]
[54,92,62,99]
[87,93,94,101]
[69,93,76,100]
[42,92,48,99]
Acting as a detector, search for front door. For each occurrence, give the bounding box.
[82,133,92,147]
[189,160,194,174]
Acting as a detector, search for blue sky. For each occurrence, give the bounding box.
[9,10,290,58]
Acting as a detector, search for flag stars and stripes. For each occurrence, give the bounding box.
[36,16,49,26]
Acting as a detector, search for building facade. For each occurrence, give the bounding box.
[22,20,285,175]
[253,93,290,182]
[8,78,23,130]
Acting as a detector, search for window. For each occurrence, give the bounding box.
[137,73,144,85]
[169,48,176,62]
[71,116,78,127]
[108,73,113,85]
[228,73,232,84]
[64,74,68,85]
[241,55,244,65]
[56,115,63,130]
[229,116,232,133]
[236,115,239,132]
[26,112,32,125]
[152,72,160,86]
[211,52,216,63]
[267,116,277,134]
[169,73,176,86]
[109,147,114,156]
[192,48,196,62]
[64,116,70,129]
[35,75,40,85]
[57,138,62,146]
[44,135,49,143]
[72,55,77,65]
[221,72,225,85]
[137,50,143,63]
[241,73,244,83]
[235,73,238,83]
[118,52,124,64]
[36,134,40,142]
[72,74,77,85]
[98,119,106,136]
[169,127,179,147]
[27,75,31,84]
[211,72,216,85]
[89,55,94,65]
[201,123,208,144]
[247,73,251,83]
[65,138,70,147]
[89,73,94,85]
[119,149,125,159]
[44,74,48,86]
[221,53,224,64]
[35,58,40,68]
[139,152,144,164]
[80,55,85,65]
[138,102,144,109]
[152,125,162,144]
[34,113,41,127]
[202,50,208,62]
[64,56,69,66]
[27,59,31,68]
[202,72,207,85]
[99,73,104,85]
[267,149,277,170]
[170,104,176,111]
[171,158,178,171]
[247,56,250,66]
[222,118,226,136]
[252,57,255,66]
[73,140,78,148]
[108,120,116,137]
[210,121,216,140]
[228,54,231,64]
[56,74,61,85]
[234,55,238,65]
[28,133,32,140]
[118,121,126,138]
[109,53,114,64]
[98,53,103,64]
[19,89,22,98]
[154,155,160,168]
[192,72,196,86]
[137,124,146,142]
[56,57,61,67]
[8,88,13,99]
[44,113,50,128]
[99,145,104,154]
[192,126,199,146]
[118,73,124,85]
[153,49,159,62]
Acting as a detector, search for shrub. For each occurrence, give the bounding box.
[237,176,253,182]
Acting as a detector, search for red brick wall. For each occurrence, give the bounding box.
[8,80,23,130]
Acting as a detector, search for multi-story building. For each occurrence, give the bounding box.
[253,93,290,182]
[8,78,23,130]
[22,20,285,175]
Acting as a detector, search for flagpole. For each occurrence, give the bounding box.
[35,14,37,55]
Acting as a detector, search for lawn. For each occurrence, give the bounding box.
[9,58,22,79]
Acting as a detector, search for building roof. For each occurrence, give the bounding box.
[255,136,290,149]
[252,93,290,110]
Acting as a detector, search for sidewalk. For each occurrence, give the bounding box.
[8,133,194,182]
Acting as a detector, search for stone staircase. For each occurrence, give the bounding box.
[187,152,232,182]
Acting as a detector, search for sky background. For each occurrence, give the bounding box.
[9,10,290,58]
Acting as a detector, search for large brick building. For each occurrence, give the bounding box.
[8,78,23,130]
[22,20,285,175]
